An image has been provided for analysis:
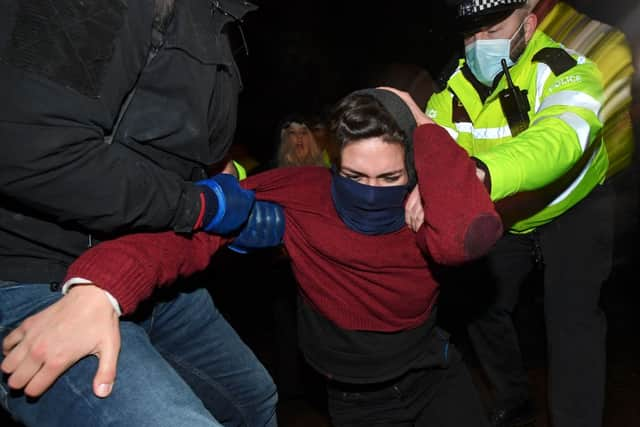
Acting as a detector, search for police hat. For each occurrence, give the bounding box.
[455,0,527,34]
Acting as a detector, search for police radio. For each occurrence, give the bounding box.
[498,58,530,136]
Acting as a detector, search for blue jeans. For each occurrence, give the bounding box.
[0,282,278,427]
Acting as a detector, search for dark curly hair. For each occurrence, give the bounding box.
[329,92,417,187]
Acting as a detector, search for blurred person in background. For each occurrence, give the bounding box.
[271,113,330,402]
[276,115,326,168]
[307,110,340,167]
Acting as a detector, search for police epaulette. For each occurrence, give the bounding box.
[532,47,577,76]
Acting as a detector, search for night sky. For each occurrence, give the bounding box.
[233,0,461,164]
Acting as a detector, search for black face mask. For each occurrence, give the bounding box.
[331,170,409,235]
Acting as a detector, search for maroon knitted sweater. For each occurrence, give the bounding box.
[65,124,501,331]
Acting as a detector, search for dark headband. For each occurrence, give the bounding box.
[350,88,417,147]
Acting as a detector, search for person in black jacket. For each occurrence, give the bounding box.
[0,1,278,426]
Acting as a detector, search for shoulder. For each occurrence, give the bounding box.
[0,1,153,97]
[245,166,330,189]
[434,54,464,92]
[528,31,580,75]
[529,31,601,89]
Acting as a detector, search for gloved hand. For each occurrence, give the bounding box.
[195,174,255,234]
[228,201,285,254]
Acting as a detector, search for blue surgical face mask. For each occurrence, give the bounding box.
[464,19,525,86]
[331,171,409,235]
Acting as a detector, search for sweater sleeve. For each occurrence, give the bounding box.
[64,232,228,315]
[60,167,308,316]
[413,124,503,264]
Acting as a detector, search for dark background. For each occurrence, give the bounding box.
[233,0,461,163]
[232,0,640,167]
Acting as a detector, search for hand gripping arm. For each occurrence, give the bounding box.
[195,174,255,234]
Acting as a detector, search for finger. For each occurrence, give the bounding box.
[2,328,24,355]
[406,211,418,229]
[410,211,423,232]
[411,217,420,232]
[416,214,424,231]
[93,330,121,398]
[6,353,44,391]
[1,336,29,374]
[404,202,418,224]
[406,208,419,226]
[405,210,413,226]
[405,196,416,211]
[23,357,71,397]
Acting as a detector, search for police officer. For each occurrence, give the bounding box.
[427,1,613,426]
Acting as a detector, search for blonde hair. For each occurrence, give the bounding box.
[276,122,325,167]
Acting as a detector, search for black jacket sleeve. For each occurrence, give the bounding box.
[0,0,254,234]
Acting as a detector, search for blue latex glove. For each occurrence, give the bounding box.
[195,174,255,234]
[228,201,285,254]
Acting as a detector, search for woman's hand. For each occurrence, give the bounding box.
[405,185,425,232]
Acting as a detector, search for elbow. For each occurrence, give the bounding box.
[463,213,503,260]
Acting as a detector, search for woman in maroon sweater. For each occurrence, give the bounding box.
[8,88,501,426]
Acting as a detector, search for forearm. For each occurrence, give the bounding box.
[476,61,604,201]
[64,232,229,315]
[0,123,204,233]
[413,124,502,263]
[474,117,588,200]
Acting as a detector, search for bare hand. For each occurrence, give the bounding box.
[1,285,121,398]
[377,86,435,126]
[405,185,425,232]
[476,167,487,183]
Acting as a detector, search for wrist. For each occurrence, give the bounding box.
[194,174,255,234]
[195,180,226,232]
[62,278,122,317]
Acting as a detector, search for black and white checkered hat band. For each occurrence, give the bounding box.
[458,0,527,17]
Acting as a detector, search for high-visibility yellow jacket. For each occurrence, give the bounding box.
[233,160,248,180]
[427,30,608,233]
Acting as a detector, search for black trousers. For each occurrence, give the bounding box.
[467,184,615,427]
[325,337,490,427]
